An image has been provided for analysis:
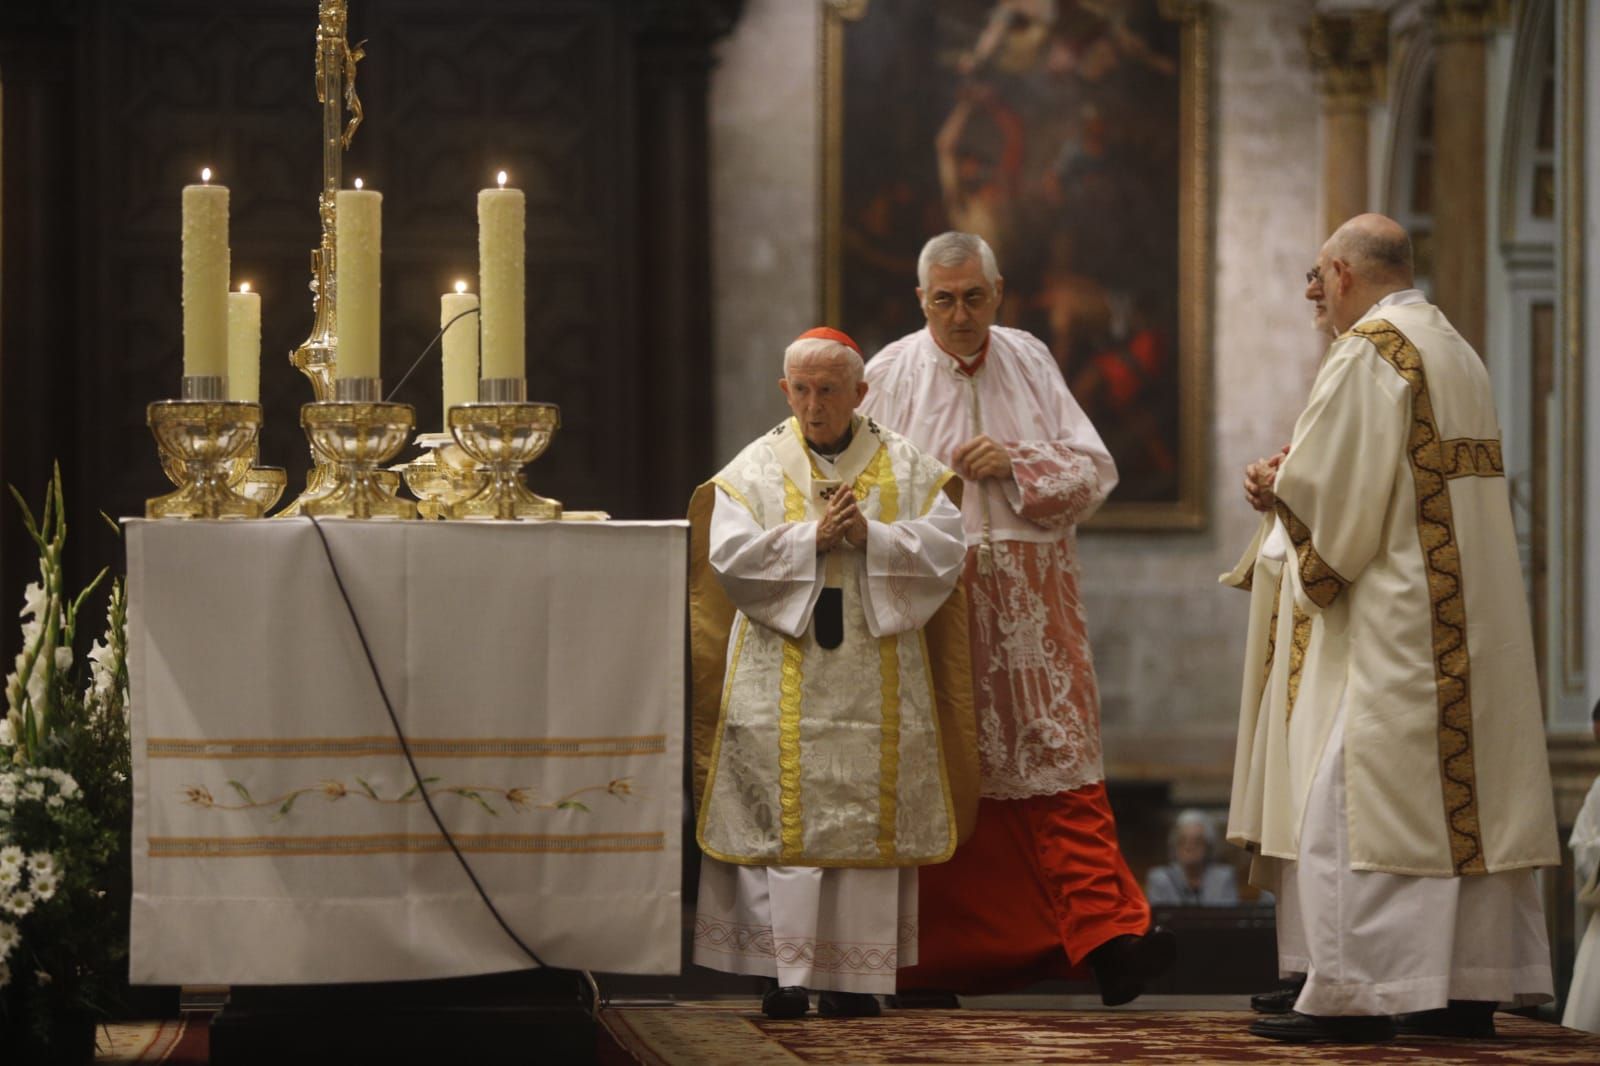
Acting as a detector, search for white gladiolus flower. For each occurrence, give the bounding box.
[0,717,12,749]
[19,582,46,622]
[53,645,72,673]
[45,794,63,809]
[56,774,78,800]
[21,779,43,801]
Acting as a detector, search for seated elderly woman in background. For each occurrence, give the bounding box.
[1144,810,1241,906]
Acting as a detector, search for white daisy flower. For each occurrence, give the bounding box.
[0,920,18,955]
[0,846,22,871]
[30,873,57,902]
[0,867,18,892]
[25,853,55,879]
[6,892,33,917]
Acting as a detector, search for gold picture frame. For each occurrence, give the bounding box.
[822,0,1213,530]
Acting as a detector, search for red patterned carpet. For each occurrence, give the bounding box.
[96,1015,209,1064]
[598,1003,1600,1065]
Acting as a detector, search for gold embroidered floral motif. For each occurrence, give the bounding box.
[178,776,634,819]
[876,635,902,861]
[777,637,807,860]
[1355,320,1486,875]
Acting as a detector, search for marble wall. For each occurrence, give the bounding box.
[710,0,1326,783]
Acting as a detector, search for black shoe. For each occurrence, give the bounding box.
[1250,977,1306,1014]
[1394,1000,1497,1038]
[1248,1011,1395,1044]
[1087,926,1177,1006]
[761,985,810,1019]
[885,991,959,1010]
[817,990,881,1018]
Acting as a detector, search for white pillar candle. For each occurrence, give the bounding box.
[181,172,230,379]
[440,286,479,424]
[477,173,525,381]
[335,186,383,380]
[227,286,261,403]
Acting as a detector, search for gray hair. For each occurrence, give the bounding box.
[917,231,1001,291]
[1168,809,1218,859]
[783,336,863,384]
[1324,215,1414,284]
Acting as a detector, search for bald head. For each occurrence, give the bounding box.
[1323,214,1414,287]
[1316,213,1417,334]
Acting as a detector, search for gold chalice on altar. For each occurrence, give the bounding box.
[146,400,267,519]
[299,398,417,519]
[447,402,562,520]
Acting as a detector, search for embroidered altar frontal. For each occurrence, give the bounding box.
[127,518,686,983]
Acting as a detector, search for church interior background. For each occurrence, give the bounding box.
[2,0,1599,1039]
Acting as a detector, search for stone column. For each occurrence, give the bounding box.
[1308,10,1388,240]
[1429,0,1506,353]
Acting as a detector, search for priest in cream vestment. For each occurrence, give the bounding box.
[1225,215,1558,1045]
[689,328,974,1019]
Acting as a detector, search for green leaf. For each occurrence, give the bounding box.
[454,789,499,817]
[276,793,300,818]
[397,776,441,801]
[555,800,590,813]
[227,780,255,805]
[355,777,380,800]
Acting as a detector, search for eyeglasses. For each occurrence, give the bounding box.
[926,289,994,314]
[1305,265,1323,286]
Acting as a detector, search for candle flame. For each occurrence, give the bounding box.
[201,167,212,184]
[454,280,468,294]
[497,170,508,188]
[239,282,251,293]
[354,177,364,190]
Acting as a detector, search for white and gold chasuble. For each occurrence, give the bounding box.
[696,416,967,867]
[1225,294,1558,878]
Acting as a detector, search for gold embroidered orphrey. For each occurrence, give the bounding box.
[1354,318,1487,875]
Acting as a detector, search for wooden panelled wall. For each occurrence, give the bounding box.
[0,0,739,654]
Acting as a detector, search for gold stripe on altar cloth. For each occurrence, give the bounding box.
[147,735,668,760]
[148,830,666,859]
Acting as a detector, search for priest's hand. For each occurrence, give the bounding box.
[821,485,868,550]
[1243,445,1289,513]
[952,435,1013,481]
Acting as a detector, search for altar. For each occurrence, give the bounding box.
[126,517,687,985]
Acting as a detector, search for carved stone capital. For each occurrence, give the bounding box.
[1307,9,1389,106]
[1431,0,1512,41]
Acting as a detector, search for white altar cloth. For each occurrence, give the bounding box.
[126,518,687,984]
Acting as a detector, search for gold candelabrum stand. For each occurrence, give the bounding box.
[279,0,364,516]
[146,376,267,519]
[299,378,417,519]
[447,378,563,520]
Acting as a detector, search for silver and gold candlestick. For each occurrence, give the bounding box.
[447,380,562,520]
[299,378,416,519]
[147,376,266,519]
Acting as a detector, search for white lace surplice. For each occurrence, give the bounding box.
[863,327,1115,799]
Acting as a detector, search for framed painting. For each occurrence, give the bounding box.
[822,0,1212,529]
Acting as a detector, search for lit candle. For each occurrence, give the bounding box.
[181,167,230,379]
[335,183,382,380]
[477,170,525,381]
[227,283,261,403]
[441,280,479,425]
